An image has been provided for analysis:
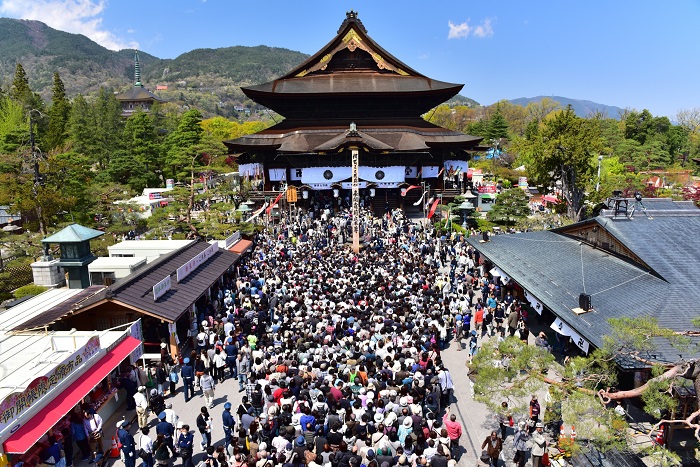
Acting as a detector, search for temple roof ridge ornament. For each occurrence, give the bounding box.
[338,10,367,34]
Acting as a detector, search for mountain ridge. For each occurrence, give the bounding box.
[508,95,625,119]
[0,18,627,121]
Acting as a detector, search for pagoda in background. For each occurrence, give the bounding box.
[224,12,481,209]
[115,51,165,117]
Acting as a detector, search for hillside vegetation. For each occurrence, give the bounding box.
[0,18,307,118]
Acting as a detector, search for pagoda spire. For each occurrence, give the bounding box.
[134,50,143,87]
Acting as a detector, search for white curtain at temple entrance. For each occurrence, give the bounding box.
[302,167,352,184]
[358,166,406,183]
[422,166,440,178]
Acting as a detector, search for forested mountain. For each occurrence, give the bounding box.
[0,18,308,117]
[509,95,625,119]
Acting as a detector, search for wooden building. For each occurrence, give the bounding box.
[224,12,482,211]
[115,51,164,117]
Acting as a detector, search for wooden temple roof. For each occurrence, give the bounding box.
[225,119,481,154]
[241,11,462,118]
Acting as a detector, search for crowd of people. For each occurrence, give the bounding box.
[108,207,551,467]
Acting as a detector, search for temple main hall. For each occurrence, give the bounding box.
[224,12,482,214]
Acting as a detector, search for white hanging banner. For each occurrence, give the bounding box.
[404,166,418,178]
[238,163,263,177]
[492,266,511,285]
[245,203,268,222]
[444,160,469,175]
[268,168,287,181]
[302,167,352,184]
[358,166,406,183]
[290,168,303,181]
[422,166,440,178]
[551,317,590,354]
[524,290,543,315]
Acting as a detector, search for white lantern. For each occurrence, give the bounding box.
[302,190,309,199]
[333,188,339,198]
[369,188,376,197]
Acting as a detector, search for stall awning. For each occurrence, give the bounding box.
[3,336,141,454]
[229,240,253,255]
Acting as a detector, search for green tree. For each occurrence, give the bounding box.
[0,96,28,156]
[487,188,529,225]
[470,318,697,457]
[512,105,602,220]
[92,88,124,169]
[165,109,204,179]
[119,110,163,191]
[10,63,43,113]
[44,73,71,151]
[485,107,510,142]
[68,95,96,157]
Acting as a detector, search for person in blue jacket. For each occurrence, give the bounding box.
[180,358,195,402]
[156,411,175,454]
[177,424,195,467]
[222,402,235,448]
[116,420,136,467]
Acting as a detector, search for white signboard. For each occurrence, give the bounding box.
[551,317,590,354]
[153,275,172,301]
[128,319,145,363]
[341,182,367,189]
[177,242,219,282]
[224,231,241,249]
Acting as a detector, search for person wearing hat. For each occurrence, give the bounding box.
[116,419,136,467]
[155,411,175,454]
[531,423,547,467]
[134,386,149,428]
[222,402,235,447]
[397,416,413,446]
[180,357,195,402]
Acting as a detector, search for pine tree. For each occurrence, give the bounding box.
[165,109,204,179]
[44,73,71,151]
[10,63,43,111]
[486,107,510,142]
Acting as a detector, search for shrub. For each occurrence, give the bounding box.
[14,284,48,299]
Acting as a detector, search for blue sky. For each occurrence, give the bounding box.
[1,0,698,118]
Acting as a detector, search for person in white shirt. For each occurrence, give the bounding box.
[134,386,149,428]
[83,411,104,462]
[163,403,179,429]
[139,427,154,467]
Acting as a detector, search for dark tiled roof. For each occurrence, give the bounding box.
[42,241,237,325]
[226,124,482,154]
[115,86,164,102]
[13,286,105,330]
[572,445,647,467]
[466,227,700,365]
[244,75,461,96]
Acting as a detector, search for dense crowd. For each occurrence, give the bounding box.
[106,207,545,467]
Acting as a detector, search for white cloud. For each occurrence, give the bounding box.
[448,18,494,40]
[0,0,139,50]
[448,20,470,39]
[472,18,494,38]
